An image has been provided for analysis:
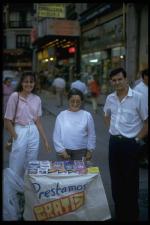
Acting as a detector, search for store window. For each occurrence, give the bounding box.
[111,46,125,69]
[26,12,33,27]
[9,12,20,27]
[16,35,30,48]
[3,35,6,49]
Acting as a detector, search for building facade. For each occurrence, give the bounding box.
[79,3,125,93]
[3,3,34,72]
[78,3,148,93]
[3,3,148,92]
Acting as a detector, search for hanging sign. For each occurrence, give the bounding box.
[38,4,65,18]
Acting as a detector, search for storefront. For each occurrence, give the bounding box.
[3,48,32,72]
[32,19,81,83]
[80,5,125,94]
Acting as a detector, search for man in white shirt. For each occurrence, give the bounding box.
[134,69,148,111]
[134,69,148,168]
[52,75,66,107]
[103,67,148,221]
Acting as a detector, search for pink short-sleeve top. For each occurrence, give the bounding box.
[4,92,42,125]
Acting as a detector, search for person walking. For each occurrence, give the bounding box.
[3,77,14,114]
[103,67,148,221]
[4,72,51,178]
[88,74,100,114]
[70,74,88,108]
[53,88,96,160]
[134,68,148,112]
[52,74,66,107]
[134,68,148,168]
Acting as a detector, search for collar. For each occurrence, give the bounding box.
[112,86,133,98]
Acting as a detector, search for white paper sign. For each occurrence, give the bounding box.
[23,170,111,221]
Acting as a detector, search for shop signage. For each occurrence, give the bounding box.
[82,16,123,50]
[3,49,24,55]
[6,62,32,67]
[80,4,112,24]
[37,4,65,18]
[46,19,80,36]
[68,47,76,53]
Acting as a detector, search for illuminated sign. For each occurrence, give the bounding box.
[38,4,65,18]
[68,47,76,53]
[46,19,80,36]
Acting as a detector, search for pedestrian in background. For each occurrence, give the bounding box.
[4,72,51,179]
[88,73,100,114]
[53,88,96,160]
[103,67,148,221]
[52,74,66,107]
[134,68,148,168]
[3,77,14,114]
[134,68,148,111]
[70,74,88,108]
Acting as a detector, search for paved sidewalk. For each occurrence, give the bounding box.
[38,89,148,221]
[38,89,106,116]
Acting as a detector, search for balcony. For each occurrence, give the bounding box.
[9,20,32,28]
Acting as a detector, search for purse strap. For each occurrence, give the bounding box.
[12,92,19,124]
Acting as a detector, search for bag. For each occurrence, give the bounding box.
[3,168,24,221]
[5,93,19,152]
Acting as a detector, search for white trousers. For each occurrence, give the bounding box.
[56,87,65,106]
[91,97,98,111]
[9,123,40,177]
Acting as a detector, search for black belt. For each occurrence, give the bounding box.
[110,135,133,140]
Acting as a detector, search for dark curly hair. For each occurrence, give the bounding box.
[141,69,148,79]
[109,67,127,79]
[68,88,84,101]
[15,72,37,93]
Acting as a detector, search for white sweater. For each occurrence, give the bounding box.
[53,110,96,153]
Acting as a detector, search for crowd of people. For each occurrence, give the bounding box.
[3,67,148,221]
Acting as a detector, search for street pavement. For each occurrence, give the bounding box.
[38,89,148,221]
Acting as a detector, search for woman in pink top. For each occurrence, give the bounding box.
[4,72,51,177]
[3,77,14,114]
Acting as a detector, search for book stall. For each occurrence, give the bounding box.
[23,160,111,221]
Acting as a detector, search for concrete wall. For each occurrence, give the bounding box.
[6,31,16,48]
[139,5,148,71]
[126,3,148,85]
[125,3,139,86]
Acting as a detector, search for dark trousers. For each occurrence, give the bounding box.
[56,149,87,161]
[109,135,140,221]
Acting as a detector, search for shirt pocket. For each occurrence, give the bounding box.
[120,109,135,123]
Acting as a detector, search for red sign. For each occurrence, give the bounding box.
[68,47,76,54]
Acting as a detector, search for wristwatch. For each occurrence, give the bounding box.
[87,149,93,153]
[135,137,145,146]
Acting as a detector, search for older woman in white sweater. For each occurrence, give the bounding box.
[53,88,96,160]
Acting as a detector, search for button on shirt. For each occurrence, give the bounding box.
[103,87,148,138]
[4,92,42,125]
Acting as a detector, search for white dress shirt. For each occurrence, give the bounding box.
[103,87,148,138]
[53,110,96,153]
[134,81,148,111]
